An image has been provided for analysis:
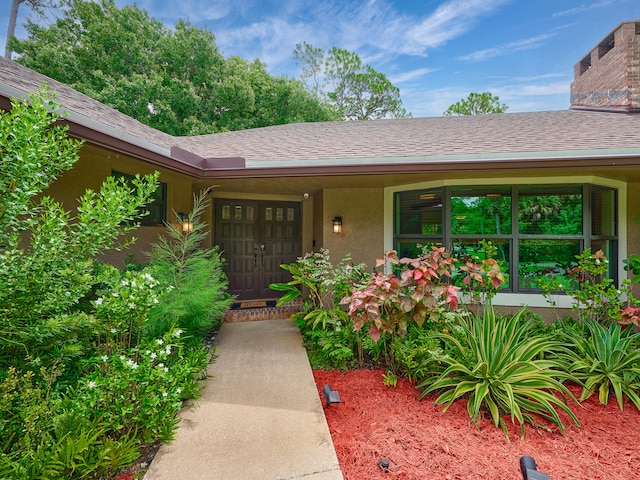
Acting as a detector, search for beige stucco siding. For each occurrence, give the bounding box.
[322,187,384,269]
[45,143,196,266]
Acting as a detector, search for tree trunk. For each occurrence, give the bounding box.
[5,0,24,59]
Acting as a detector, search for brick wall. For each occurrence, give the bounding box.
[570,21,640,110]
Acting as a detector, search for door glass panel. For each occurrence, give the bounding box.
[234,205,243,220]
[287,208,294,222]
[276,208,283,221]
[265,207,272,221]
[222,205,230,220]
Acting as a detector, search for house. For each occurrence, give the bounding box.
[2,20,640,317]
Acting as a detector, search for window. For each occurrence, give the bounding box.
[597,33,615,59]
[394,184,618,292]
[579,54,592,75]
[112,171,167,226]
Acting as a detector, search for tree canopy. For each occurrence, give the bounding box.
[443,91,508,116]
[4,0,68,59]
[294,41,409,120]
[10,0,338,135]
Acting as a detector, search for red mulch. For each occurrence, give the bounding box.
[313,369,640,480]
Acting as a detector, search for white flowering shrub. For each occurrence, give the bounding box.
[93,265,164,351]
[71,326,208,444]
[0,89,212,477]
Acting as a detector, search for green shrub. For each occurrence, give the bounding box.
[272,250,368,368]
[271,249,368,312]
[343,248,460,341]
[146,191,233,340]
[391,323,445,382]
[541,248,626,323]
[304,324,358,370]
[0,89,159,375]
[418,304,580,438]
[562,320,640,410]
[0,89,219,478]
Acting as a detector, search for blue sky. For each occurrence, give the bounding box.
[2,0,640,117]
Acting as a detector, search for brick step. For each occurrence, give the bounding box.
[223,299,303,323]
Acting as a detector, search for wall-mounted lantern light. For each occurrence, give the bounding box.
[177,212,193,233]
[332,216,342,234]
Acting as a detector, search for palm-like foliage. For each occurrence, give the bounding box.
[418,304,579,438]
[562,320,640,411]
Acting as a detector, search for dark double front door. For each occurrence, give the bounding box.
[214,200,301,300]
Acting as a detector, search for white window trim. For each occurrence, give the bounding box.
[383,176,627,310]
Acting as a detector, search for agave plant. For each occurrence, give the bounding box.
[418,303,580,438]
[562,320,640,411]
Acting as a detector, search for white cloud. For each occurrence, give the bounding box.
[457,33,556,62]
[552,0,614,18]
[213,0,514,73]
[133,0,236,22]
[402,0,513,55]
[512,82,570,96]
[390,68,434,84]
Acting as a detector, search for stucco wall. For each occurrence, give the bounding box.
[46,143,196,267]
[322,187,384,269]
[313,190,324,252]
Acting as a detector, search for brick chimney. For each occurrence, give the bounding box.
[570,20,640,112]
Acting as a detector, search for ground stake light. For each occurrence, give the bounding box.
[322,384,341,407]
[520,456,549,480]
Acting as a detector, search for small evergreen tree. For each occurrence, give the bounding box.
[146,191,233,340]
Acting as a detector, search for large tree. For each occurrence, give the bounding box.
[294,41,409,120]
[443,92,508,116]
[11,0,336,134]
[4,0,67,59]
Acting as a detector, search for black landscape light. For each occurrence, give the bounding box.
[520,456,549,480]
[322,384,341,407]
[377,458,390,473]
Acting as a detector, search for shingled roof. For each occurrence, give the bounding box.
[3,56,640,179]
[177,109,640,162]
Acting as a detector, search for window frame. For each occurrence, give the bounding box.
[393,183,619,293]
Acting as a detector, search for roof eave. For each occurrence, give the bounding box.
[201,149,640,178]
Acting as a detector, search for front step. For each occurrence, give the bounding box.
[223,299,303,323]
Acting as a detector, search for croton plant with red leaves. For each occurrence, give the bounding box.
[342,246,506,341]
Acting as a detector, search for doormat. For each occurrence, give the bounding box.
[230,300,278,310]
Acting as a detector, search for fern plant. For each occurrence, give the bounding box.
[418,304,580,438]
[562,320,640,411]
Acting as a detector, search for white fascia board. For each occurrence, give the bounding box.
[244,148,640,169]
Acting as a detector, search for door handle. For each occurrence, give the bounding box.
[260,244,265,267]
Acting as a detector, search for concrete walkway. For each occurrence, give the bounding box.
[144,319,344,480]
